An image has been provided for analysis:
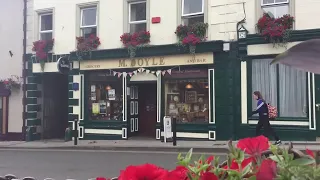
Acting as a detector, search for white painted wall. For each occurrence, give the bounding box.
[28,0,179,55]
[0,0,24,133]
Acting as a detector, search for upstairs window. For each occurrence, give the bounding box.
[129,1,147,33]
[182,0,204,26]
[261,0,289,18]
[39,13,53,40]
[80,7,97,38]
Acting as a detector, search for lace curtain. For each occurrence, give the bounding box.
[251,59,307,118]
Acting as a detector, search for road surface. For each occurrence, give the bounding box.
[0,149,227,179]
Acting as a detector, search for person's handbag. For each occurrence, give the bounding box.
[267,103,278,119]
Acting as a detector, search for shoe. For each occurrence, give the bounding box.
[274,140,282,145]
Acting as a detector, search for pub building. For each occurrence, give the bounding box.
[78,52,215,140]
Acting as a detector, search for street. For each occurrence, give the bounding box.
[0,149,227,179]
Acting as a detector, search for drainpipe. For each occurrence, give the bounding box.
[22,0,27,141]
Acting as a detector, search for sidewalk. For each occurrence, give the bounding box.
[0,140,318,152]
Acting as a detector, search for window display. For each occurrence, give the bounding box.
[164,79,209,123]
[88,73,123,121]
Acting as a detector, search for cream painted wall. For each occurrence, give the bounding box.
[0,0,24,133]
[209,0,320,41]
[29,0,178,55]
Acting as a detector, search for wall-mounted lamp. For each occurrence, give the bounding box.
[106,85,112,90]
[185,83,193,89]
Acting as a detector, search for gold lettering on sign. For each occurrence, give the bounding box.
[186,58,207,64]
[119,59,127,67]
[85,65,101,69]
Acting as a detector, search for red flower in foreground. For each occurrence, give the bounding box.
[165,166,188,180]
[96,177,108,180]
[118,163,168,180]
[223,157,255,170]
[306,149,315,158]
[237,135,269,156]
[256,159,277,180]
[200,172,218,180]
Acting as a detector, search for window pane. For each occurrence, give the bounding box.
[81,8,97,26]
[40,32,52,40]
[183,0,203,15]
[263,5,289,18]
[88,73,123,121]
[275,0,288,3]
[182,15,204,26]
[129,23,147,33]
[251,59,277,113]
[81,27,97,38]
[40,14,53,31]
[165,79,209,124]
[263,0,275,4]
[279,65,307,117]
[130,2,146,22]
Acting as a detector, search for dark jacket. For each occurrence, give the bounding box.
[251,99,269,118]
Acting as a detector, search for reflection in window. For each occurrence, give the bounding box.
[88,74,123,121]
[165,79,209,123]
[261,0,289,18]
[182,0,204,26]
[80,7,97,38]
[39,13,53,40]
[129,1,147,33]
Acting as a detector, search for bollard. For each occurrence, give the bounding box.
[74,118,78,146]
[64,127,72,142]
[172,117,177,146]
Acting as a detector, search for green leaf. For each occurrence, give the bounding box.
[247,175,257,180]
[241,162,252,177]
[186,148,193,160]
[290,158,315,166]
[269,155,284,163]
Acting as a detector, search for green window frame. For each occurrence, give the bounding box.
[247,56,310,120]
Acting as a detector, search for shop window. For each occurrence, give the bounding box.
[251,59,307,118]
[165,79,209,124]
[128,1,147,33]
[182,0,204,26]
[39,13,53,40]
[88,73,123,121]
[80,6,97,38]
[261,0,289,18]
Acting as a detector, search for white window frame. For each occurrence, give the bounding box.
[80,6,97,36]
[182,0,204,17]
[39,13,53,40]
[261,0,289,6]
[128,1,147,31]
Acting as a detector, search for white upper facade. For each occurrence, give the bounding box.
[26,0,320,54]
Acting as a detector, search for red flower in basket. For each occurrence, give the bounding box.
[237,135,269,156]
[118,163,168,180]
[96,177,108,180]
[182,34,201,46]
[165,166,188,180]
[256,159,277,180]
[306,149,315,158]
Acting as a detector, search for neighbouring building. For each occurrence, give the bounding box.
[0,0,24,141]
[25,0,320,142]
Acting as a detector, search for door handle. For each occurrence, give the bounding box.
[316,104,320,111]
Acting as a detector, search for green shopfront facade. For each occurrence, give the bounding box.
[237,28,320,141]
[65,41,240,141]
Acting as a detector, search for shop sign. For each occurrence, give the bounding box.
[80,53,214,70]
[57,56,70,74]
[163,116,172,143]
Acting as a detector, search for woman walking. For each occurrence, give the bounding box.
[251,91,281,145]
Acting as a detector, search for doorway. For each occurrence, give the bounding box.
[128,82,157,138]
[138,83,157,137]
[42,73,68,139]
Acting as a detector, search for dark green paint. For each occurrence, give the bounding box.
[68,99,79,106]
[26,119,41,126]
[26,98,37,105]
[26,112,37,119]
[68,91,73,98]
[26,90,41,98]
[27,104,41,112]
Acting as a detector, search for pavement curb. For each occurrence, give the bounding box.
[0,145,229,153]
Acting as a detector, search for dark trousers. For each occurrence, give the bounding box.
[256,116,280,141]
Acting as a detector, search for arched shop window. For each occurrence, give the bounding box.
[164,68,209,124]
[87,72,123,121]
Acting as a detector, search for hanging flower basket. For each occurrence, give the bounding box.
[175,22,208,54]
[76,35,101,60]
[120,31,150,58]
[32,39,54,71]
[0,75,21,91]
[256,13,294,47]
